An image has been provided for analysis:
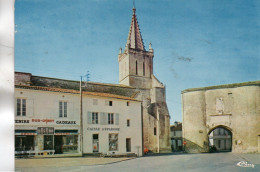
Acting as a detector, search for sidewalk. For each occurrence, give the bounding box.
[15,157,135,168]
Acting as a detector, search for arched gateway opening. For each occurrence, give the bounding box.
[208,126,232,152]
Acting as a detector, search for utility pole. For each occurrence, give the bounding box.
[80,76,83,156]
[79,71,90,156]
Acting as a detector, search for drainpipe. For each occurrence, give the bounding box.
[157,107,160,153]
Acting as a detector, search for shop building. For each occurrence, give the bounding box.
[15,84,142,156]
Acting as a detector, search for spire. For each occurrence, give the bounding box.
[126,7,145,51]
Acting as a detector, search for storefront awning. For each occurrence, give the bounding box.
[55,130,78,135]
[15,130,37,135]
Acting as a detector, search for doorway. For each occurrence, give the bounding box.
[44,135,54,150]
[54,135,63,154]
[126,138,131,152]
[208,127,232,152]
[93,134,99,152]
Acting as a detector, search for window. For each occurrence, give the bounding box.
[127,119,130,127]
[93,99,98,105]
[17,98,26,116]
[59,101,67,117]
[108,113,114,124]
[105,100,113,106]
[109,134,118,151]
[92,112,98,124]
[143,62,145,76]
[154,127,157,135]
[126,101,130,106]
[136,60,138,75]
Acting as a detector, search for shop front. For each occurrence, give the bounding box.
[36,127,79,155]
[15,127,79,156]
[15,130,37,152]
[54,130,78,154]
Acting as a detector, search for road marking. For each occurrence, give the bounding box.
[237,161,255,168]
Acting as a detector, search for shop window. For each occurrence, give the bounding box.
[154,127,157,135]
[16,98,26,116]
[127,119,130,127]
[109,134,118,151]
[15,135,34,151]
[54,135,78,154]
[92,112,98,124]
[59,101,67,117]
[108,113,114,124]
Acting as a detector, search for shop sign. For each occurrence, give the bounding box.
[32,118,54,124]
[56,121,76,124]
[54,133,76,135]
[15,120,29,123]
[37,127,54,134]
[86,127,120,131]
[16,133,36,135]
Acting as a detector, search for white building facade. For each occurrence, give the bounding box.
[15,85,142,156]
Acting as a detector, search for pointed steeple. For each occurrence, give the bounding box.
[126,7,145,51]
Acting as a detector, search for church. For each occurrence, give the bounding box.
[118,7,171,152]
[15,7,171,155]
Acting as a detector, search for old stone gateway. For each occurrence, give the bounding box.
[208,126,232,152]
[182,81,260,153]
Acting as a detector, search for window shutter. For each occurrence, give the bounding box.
[68,102,73,117]
[87,112,92,124]
[105,113,108,125]
[100,112,105,125]
[115,113,119,125]
[100,113,108,125]
[26,99,34,117]
[15,98,17,116]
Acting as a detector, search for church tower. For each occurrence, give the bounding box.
[118,7,154,89]
[118,7,171,153]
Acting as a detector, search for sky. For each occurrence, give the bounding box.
[15,0,260,124]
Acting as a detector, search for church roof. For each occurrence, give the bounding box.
[126,8,145,51]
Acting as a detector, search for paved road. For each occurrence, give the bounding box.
[15,153,260,172]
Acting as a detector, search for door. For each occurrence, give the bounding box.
[44,135,54,150]
[54,136,63,154]
[126,138,131,152]
[93,134,99,152]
